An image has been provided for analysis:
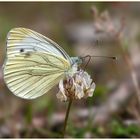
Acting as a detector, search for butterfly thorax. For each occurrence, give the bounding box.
[66,57,82,77]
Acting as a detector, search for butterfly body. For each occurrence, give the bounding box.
[3,28,82,99]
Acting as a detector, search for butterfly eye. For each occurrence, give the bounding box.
[20,48,24,53]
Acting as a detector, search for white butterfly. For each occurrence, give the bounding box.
[3,28,82,99]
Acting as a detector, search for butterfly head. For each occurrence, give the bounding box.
[71,57,83,66]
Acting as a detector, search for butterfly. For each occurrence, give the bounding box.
[3,28,83,99]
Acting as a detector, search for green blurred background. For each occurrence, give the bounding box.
[0,2,140,138]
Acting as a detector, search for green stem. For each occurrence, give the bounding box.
[62,99,73,138]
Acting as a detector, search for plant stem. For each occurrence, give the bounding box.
[62,99,73,138]
[118,39,140,108]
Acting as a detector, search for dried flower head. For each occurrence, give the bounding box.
[91,6,125,38]
[56,69,95,102]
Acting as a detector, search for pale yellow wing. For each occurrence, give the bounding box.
[3,28,71,99]
[4,52,71,99]
[6,27,72,63]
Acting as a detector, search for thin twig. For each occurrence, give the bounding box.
[117,37,140,109]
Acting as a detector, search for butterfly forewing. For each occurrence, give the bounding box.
[4,28,71,99]
[7,28,71,62]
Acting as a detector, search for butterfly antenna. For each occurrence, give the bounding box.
[81,55,117,70]
[82,55,92,71]
[82,55,117,60]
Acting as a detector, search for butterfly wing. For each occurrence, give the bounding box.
[6,27,72,63]
[3,28,71,99]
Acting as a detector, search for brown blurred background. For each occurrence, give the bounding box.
[0,2,140,138]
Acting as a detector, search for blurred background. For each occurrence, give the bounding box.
[0,2,140,138]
